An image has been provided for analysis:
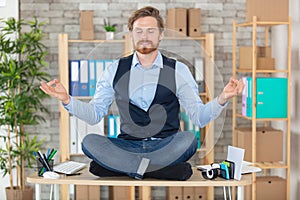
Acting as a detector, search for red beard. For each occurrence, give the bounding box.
[135,40,158,54]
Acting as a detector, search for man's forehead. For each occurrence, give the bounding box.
[133,16,158,27]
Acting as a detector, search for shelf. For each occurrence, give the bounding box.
[235,69,289,73]
[254,162,288,170]
[68,39,125,43]
[68,36,207,43]
[164,36,206,41]
[236,113,288,121]
[232,17,291,200]
[236,21,289,27]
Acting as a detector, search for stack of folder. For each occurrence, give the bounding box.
[69,59,114,96]
[180,111,201,148]
[242,77,287,118]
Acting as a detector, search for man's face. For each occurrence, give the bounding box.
[131,16,163,54]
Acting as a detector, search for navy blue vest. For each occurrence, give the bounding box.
[113,54,180,140]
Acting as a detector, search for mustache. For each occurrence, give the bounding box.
[137,40,153,45]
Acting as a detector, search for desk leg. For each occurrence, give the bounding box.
[237,186,244,200]
[139,186,151,200]
[54,184,59,200]
[35,184,41,200]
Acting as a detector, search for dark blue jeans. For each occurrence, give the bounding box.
[82,131,197,178]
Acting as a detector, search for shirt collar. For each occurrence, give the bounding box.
[132,51,163,69]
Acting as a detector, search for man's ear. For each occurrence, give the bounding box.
[159,31,164,41]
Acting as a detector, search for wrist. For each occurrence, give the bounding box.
[62,96,70,105]
[218,93,228,105]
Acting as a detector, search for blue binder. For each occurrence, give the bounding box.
[79,60,89,96]
[108,115,117,138]
[95,60,104,82]
[88,60,96,96]
[104,59,114,70]
[69,60,80,96]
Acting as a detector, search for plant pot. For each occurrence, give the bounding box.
[5,186,33,200]
[106,32,114,40]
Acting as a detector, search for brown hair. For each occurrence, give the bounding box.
[128,6,164,33]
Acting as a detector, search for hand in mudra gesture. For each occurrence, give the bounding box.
[40,79,70,104]
[218,77,244,105]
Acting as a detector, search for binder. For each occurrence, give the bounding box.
[194,125,201,148]
[87,120,105,136]
[69,60,80,96]
[188,8,201,37]
[246,77,287,118]
[194,57,204,93]
[95,60,104,82]
[70,115,77,154]
[183,187,194,200]
[241,77,248,116]
[166,8,187,36]
[104,59,114,70]
[108,115,116,138]
[79,60,89,96]
[246,77,252,117]
[70,118,104,155]
[77,118,87,154]
[167,187,183,200]
[115,115,121,137]
[88,60,96,96]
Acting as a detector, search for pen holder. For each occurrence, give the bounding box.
[37,159,54,176]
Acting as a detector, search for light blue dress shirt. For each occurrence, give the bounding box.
[64,51,226,128]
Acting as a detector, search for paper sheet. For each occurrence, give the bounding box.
[227,145,245,180]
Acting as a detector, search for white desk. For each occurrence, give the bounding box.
[27,167,252,200]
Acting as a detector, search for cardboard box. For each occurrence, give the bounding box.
[76,185,100,200]
[188,8,201,37]
[246,0,289,22]
[235,127,283,162]
[167,187,183,200]
[166,8,187,37]
[256,176,286,200]
[109,186,131,200]
[76,185,89,200]
[194,187,207,200]
[257,57,275,70]
[88,186,100,200]
[244,176,286,200]
[80,11,94,40]
[239,46,274,70]
[183,187,194,200]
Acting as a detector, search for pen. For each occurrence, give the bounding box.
[65,173,81,176]
[47,149,57,162]
[37,151,51,171]
[46,148,51,158]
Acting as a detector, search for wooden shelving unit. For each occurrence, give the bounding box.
[58,33,215,199]
[232,16,291,200]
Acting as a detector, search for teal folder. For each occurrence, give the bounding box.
[246,77,287,118]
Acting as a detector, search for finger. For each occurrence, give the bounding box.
[46,79,59,86]
[40,81,56,95]
[237,79,245,93]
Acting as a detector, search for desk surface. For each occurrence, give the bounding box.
[27,167,252,187]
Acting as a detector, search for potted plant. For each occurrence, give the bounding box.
[104,18,117,40]
[0,17,50,200]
